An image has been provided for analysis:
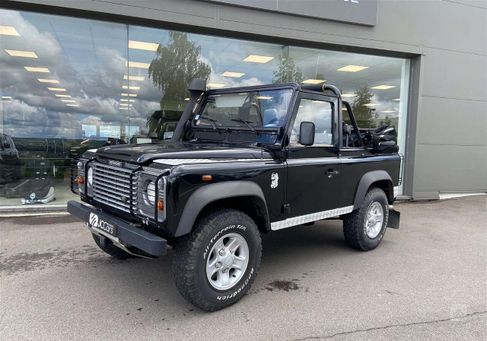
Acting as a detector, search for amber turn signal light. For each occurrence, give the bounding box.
[74,175,84,184]
[157,199,164,210]
[202,174,213,182]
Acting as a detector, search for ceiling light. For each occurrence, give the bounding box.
[120,99,135,102]
[341,93,356,98]
[5,49,38,58]
[243,55,274,63]
[55,94,71,98]
[222,71,245,78]
[0,26,20,36]
[24,66,50,73]
[337,65,369,72]
[2,96,12,100]
[184,98,190,101]
[371,85,396,90]
[119,107,130,110]
[122,85,140,90]
[66,104,79,107]
[126,61,150,69]
[128,40,159,51]
[207,83,225,89]
[364,103,378,107]
[256,96,272,100]
[381,110,396,113]
[37,78,59,84]
[48,87,67,92]
[302,79,326,84]
[61,99,76,103]
[121,93,137,97]
[123,75,145,81]
[393,98,400,101]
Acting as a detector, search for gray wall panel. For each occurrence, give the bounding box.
[413,144,487,194]
[417,97,487,146]
[421,47,487,101]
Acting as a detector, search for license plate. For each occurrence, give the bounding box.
[88,211,118,237]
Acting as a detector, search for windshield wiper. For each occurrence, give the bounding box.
[230,118,255,132]
[195,115,219,131]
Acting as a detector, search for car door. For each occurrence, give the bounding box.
[284,93,344,221]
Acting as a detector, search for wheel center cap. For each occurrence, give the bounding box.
[221,255,234,268]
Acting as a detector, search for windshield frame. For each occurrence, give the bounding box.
[187,83,300,146]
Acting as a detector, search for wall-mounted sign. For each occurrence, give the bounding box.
[205,0,378,26]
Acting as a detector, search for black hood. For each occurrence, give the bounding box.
[94,141,272,164]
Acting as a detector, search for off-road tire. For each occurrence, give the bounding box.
[343,187,389,251]
[172,209,262,311]
[92,233,132,259]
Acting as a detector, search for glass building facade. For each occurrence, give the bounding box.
[0,8,409,208]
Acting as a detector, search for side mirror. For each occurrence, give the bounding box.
[299,121,315,146]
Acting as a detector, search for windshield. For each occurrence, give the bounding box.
[187,88,293,145]
[195,89,293,129]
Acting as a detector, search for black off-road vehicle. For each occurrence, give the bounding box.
[69,79,400,311]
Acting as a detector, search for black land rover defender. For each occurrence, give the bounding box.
[68,79,401,311]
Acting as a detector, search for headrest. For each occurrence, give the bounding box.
[263,109,278,125]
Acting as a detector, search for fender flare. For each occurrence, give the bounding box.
[174,181,269,237]
[353,170,394,210]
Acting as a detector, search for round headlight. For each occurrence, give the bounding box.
[143,180,156,206]
[87,167,93,186]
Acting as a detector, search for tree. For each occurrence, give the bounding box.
[147,32,211,135]
[351,85,374,128]
[273,55,303,83]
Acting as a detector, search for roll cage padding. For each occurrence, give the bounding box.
[174,181,269,237]
[353,170,394,209]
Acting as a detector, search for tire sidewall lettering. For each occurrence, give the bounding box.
[216,267,254,301]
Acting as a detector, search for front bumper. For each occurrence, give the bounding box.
[67,200,167,257]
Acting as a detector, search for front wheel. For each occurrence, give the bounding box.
[172,209,262,311]
[343,187,389,251]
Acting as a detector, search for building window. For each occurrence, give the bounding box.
[0,8,410,207]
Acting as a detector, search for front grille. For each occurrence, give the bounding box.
[92,162,134,213]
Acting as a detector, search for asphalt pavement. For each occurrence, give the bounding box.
[1,196,486,340]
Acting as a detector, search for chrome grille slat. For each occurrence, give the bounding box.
[93,168,131,180]
[94,193,131,209]
[94,180,131,193]
[93,188,130,203]
[92,161,136,213]
[93,163,132,174]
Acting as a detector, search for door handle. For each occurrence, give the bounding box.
[327,169,340,178]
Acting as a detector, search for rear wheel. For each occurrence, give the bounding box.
[172,209,262,311]
[92,233,132,259]
[343,187,389,251]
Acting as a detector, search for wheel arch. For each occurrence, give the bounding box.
[353,170,394,210]
[174,181,270,237]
